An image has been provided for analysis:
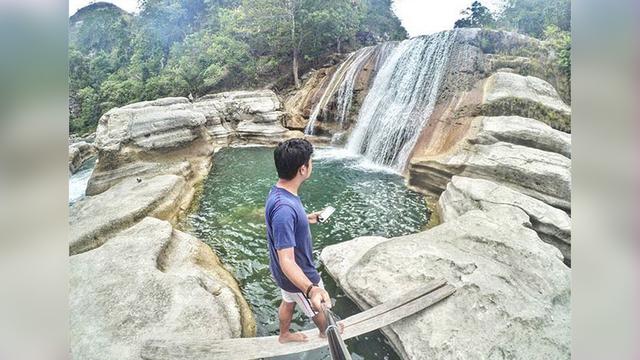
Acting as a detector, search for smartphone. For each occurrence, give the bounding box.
[318,206,336,223]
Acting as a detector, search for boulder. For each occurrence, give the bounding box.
[321,206,570,359]
[480,72,571,132]
[470,116,571,158]
[410,141,571,211]
[69,175,187,255]
[70,217,255,360]
[96,97,207,152]
[439,176,571,263]
[69,141,97,174]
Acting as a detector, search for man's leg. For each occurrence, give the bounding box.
[278,300,308,343]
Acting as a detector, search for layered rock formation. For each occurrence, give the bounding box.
[70,217,255,360]
[407,31,572,213]
[288,28,574,359]
[193,90,299,144]
[321,206,570,359]
[87,96,214,197]
[87,90,300,196]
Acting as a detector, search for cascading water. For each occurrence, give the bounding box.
[304,46,378,135]
[346,31,457,172]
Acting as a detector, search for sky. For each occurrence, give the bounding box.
[68,0,504,37]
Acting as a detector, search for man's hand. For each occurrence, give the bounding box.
[307,211,321,224]
[308,286,331,311]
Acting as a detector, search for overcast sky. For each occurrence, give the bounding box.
[69,0,504,37]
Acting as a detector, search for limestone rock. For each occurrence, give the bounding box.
[95,97,207,152]
[321,206,570,360]
[439,176,571,263]
[481,72,571,132]
[471,116,571,158]
[235,121,289,142]
[85,161,192,196]
[410,141,571,211]
[69,175,186,255]
[70,217,255,360]
[69,141,97,174]
[193,90,289,143]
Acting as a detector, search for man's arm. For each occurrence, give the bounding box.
[277,248,330,310]
[306,211,320,224]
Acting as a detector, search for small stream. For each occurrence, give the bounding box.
[184,146,430,359]
[69,156,96,205]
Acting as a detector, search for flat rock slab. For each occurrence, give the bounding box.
[70,217,253,360]
[86,160,192,196]
[411,141,571,211]
[321,206,570,359]
[472,116,571,158]
[440,176,571,263]
[69,175,185,255]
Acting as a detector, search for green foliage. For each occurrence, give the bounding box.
[359,0,408,43]
[543,25,571,77]
[163,30,256,96]
[454,1,496,29]
[498,0,570,39]
[70,87,101,133]
[68,0,407,134]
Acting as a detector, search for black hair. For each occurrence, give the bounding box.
[274,138,314,180]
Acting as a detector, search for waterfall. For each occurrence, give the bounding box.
[304,46,377,135]
[346,31,457,172]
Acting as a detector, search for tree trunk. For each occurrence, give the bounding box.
[337,37,342,53]
[292,48,300,89]
[289,0,301,89]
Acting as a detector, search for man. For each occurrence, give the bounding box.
[265,138,336,343]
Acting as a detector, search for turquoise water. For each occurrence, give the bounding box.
[184,146,429,359]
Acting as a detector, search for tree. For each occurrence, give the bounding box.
[243,0,368,88]
[497,0,570,38]
[454,1,495,29]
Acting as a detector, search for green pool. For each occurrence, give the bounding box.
[183,146,430,359]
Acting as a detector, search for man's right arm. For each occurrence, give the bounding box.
[272,206,331,310]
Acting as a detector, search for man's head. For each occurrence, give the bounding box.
[274,138,314,181]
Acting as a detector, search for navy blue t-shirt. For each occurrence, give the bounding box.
[265,186,320,293]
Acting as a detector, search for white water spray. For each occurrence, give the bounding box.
[346,31,457,172]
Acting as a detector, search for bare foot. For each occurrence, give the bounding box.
[279,331,309,343]
[319,322,345,338]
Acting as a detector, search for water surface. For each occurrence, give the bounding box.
[69,157,96,204]
[184,146,429,359]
